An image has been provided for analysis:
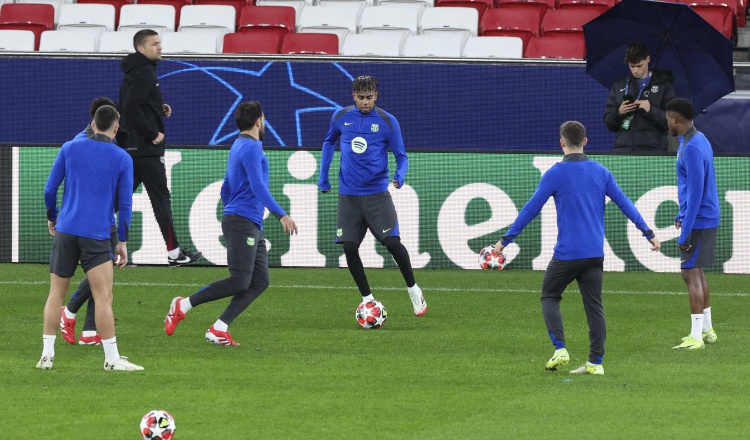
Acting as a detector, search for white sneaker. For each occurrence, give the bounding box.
[104,356,144,371]
[35,355,54,370]
[408,285,427,317]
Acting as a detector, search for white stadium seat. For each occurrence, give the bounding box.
[462,36,523,58]
[418,6,477,43]
[0,29,36,51]
[358,5,419,45]
[39,29,98,52]
[161,30,218,54]
[98,31,136,52]
[401,34,461,57]
[58,3,115,39]
[297,5,359,49]
[178,5,236,51]
[340,33,402,56]
[118,4,176,34]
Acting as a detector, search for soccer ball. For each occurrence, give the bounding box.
[478,245,506,270]
[356,300,388,329]
[140,410,176,440]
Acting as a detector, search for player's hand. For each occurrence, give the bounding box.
[675,220,682,229]
[392,180,401,189]
[163,104,172,117]
[619,101,640,115]
[494,241,505,253]
[321,189,330,193]
[648,236,661,252]
[153,132,165,144]
[114,242,128,268]
[280,215,297,235]
[679,244,691,252]
[48,220,57,236]
[635,100,650,113]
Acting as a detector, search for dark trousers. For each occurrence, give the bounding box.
[541,257,605,364]
[132,155,179,251]
[189,215,269,325]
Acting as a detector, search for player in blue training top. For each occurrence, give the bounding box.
[666,98,721,350]
[40,105,143,371]
[319,75,427,317]
[495,121,661,376]
[164,101,297,346]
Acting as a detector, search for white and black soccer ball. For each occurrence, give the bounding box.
[140,409,176,440]
[478,245,506,270]
[356,300,388,329]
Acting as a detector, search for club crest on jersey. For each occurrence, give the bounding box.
[247,237,255,246]
[337,228,343,237]
[651,85,659,93]
[351,137,367,154]
[371,124,379,132]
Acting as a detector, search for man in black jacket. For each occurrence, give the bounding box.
[119,29,201,266]
[603,42,678,153]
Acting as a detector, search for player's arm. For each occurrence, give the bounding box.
[388,116,408,189]
[44,145,67,232]
[677,147,706,246]
[243,148,287,218]
[319,112,341,193]
[122,71,160,142]
[496,173,555,250]
[116,155,134,243]
[220,176,230,207]
[605,172,658,250]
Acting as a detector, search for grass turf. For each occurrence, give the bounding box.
[1,264,748,439]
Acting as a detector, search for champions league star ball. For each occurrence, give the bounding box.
[356,300,388,329]
[478,245,506,270]
[140,410,176,440]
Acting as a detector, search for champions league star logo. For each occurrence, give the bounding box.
[158,60,358,147]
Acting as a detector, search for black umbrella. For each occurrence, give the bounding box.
[583,0,734,111]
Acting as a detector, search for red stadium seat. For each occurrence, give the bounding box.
[479,7,544,49]
[557,0,614,14]
[524,34,585,58]
[222,30,281,53]
[540,8,600,35]
[494,0,554,16]
[280,32,338,54]
[136,0,187,30]
[682,0,743,27]
[76,0,130,28]
[436,0,494,18]
[0,3,54,50]
[238,5,295,42]
[690,4,735,39]
[195,0,246,27]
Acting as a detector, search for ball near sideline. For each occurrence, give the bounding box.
[478,245,506,270]
[140,409,176,440]
[356,300,388,329]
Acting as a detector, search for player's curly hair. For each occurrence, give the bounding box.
[352,76,378,94]
[666,98,695,121]
[236,101,263,131]
[560,121,586,147]
[89,97,117,119]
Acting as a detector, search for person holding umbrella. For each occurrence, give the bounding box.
[603,42,678,153]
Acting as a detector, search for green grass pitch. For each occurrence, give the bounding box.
[1,264,748,439]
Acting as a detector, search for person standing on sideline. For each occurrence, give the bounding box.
[666,98,721,350]
[40,105,143,371]
[164,102,297,346]
[318,75,426,317]
[495,121,661,375]
[119,29,202,266]
[603,42,677,153]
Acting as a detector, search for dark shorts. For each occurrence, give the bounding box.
[680,227,717,269]
[50,231,114,277]
[337,192,399,244]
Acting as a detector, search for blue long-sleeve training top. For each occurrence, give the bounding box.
[675,127,721,245]
[44,133,133,242]
[501,153,654,260]
[319,105,408,195]
[221,134,287,229]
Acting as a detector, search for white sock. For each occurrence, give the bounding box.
[180,297,193,314]
[63,307,76,319]
[42,334,56,357]
[82,330,97,338]
[102,337,120,362]
[362,294,374,302]
[213,319,228,332]
[690,314,704,340]
[407,284,421,295]
[168,247,181,259]
[703,307,713,332]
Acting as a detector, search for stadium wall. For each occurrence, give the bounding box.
[4,145,747,273]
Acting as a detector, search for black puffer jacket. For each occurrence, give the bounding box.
[603,69,677,152]
[119,52,165,157]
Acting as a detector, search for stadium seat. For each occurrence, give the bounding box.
[238,5,295,41]
[418,6,478,43]
[494,0,554,15]
[39,29,99,51]
[178,4,237,51]
[479,7,543,49]
[340,33,402,55]
[358,5,419,44]
[0,29,36,51]
[557,0,614,14]
[76,0,129,28]
[524,34,585,58]
[222,30,282,52]
[161,30,219,53]
[98,30,135,52]
[378,0,434,7]
[136,0,185,30]
[435,0,493,18]
[461,35,522,57]
[15,0,65,27]
[540,8,599,36]
[0,3,55,51]
[57,4,116,39]
[255,0,307,20]
[297,5,359,49]
[195,0,247,27]
[318,0,370,8]
[279,31,338,53]
[401,34,462,56]
[118,5,175,35]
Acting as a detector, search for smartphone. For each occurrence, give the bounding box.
[623,94,635,104]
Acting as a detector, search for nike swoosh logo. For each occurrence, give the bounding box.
[382,228,391,234]
[344,122,353,125]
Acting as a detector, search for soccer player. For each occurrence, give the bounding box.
[39,105,143,371]
[495,121,661,375]
[164,101,297,346]
[666,98,721,350]
[318,75,427,316]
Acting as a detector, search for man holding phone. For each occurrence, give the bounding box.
[603,42,677,153]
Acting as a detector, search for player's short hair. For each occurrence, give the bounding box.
[94,105,120,132]
[560,121,586,148]
[89,97,117,119]
[666,98,695,121]
[235,101,263,131]
[352,76,378,94]
[624,42,649,64]
[133,29,158,51]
